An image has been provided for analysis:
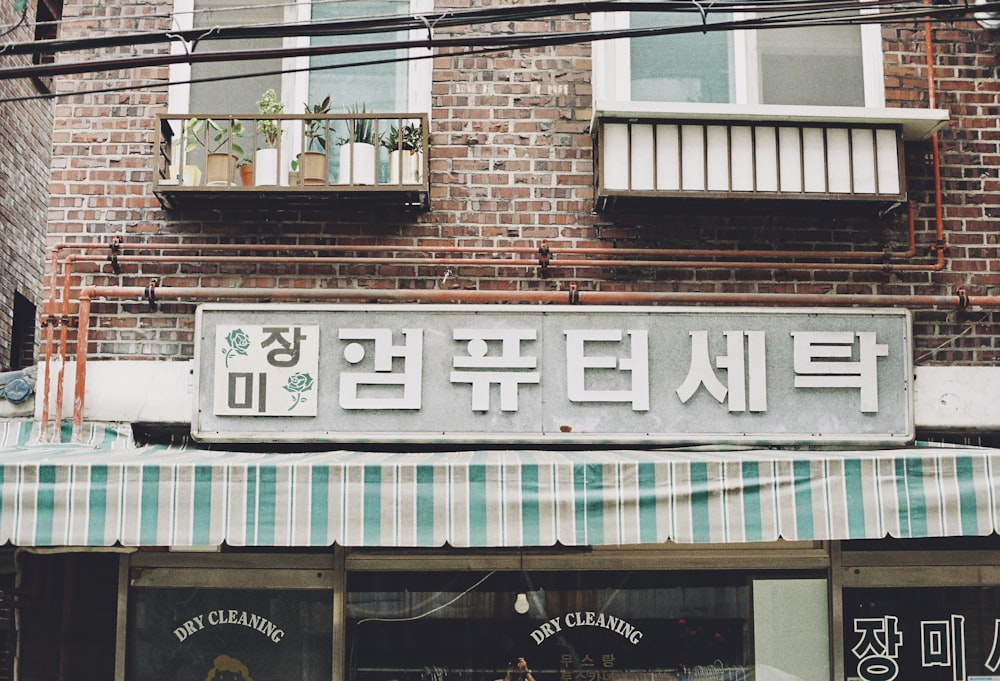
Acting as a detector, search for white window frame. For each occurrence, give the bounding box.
[592,5,885,109]
[168,0,433,118]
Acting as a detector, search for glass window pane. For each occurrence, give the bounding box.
[189,0,283,114]
[127,587,332,681]
[757,24,865,106]
[629,11,734,104]
[309,0,410,113]
[347,570,751,681]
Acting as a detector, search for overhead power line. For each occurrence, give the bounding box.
[1,0,994,60]
[0,0,991,82]
[6,0,901,50]
[0,0,877,57]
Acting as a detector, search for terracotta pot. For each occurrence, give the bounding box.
[239,164,254,186]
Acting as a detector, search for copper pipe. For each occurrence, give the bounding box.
[42,205,922,262]
[924,0,947,268]
[52,262,75,438]
[71,284,998,437]
[50,251,943,271]
[40,245,64,435]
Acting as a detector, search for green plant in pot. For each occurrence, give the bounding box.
[237,156,254,186]
[298,95,332,186]
[381,120,424,185]
[254,89,285,185]
[186,117,246,185]
[338,103,379,184]
[163,118,203,185]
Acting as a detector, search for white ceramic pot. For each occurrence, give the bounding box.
[338,142,376,185]
[254,147,279,186]
[388,150,422,185]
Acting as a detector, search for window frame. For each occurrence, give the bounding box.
[167,0,433,119]
[592,5,885,109]
[31,0,63,93]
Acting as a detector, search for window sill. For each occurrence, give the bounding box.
[592,101,950,141]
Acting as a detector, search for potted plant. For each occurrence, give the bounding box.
[288,159,300,187]
[186,117,245,185]
[167,123,202,186]
[254,89,285,185]
[338,103,379,185]
[298,95,331,186]
[237,157,254,186]
[381,120,423,184]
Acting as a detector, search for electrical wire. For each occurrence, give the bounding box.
[0,0,988,84]
[354,570,496,624]
[3,0,995,58]
[0,0,992,103]
[0,5,28,40]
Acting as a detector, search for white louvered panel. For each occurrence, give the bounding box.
[630,124,655,190]
[851,128,877,193]
[655,124,680,190]
[598,119,903,199]
[826,128,852,194]
[681,125,706,191]
[802,128,828,192]
[730,126,755,192]
[876,128,901,195]
[778,127,803,193]
[707,125,730,191]
[602,123,630,190]
[754,126,779,193]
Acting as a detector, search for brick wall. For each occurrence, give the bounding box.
[0,1,52,370]
[43,3,1000,365]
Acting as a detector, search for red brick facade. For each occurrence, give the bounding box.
[0,1,52,370]
[42,3,1000,365]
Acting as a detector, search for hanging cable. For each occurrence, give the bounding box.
[0,0,988,82]
[2,0,994,60]
[0,0,28,41]
[1,0,994,103]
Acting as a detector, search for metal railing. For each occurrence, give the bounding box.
[154,112,429,193]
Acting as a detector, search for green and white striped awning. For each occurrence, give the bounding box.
[0,421,997,548]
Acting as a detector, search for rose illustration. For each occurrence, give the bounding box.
[283,371,314,411]
[221,328,251,368]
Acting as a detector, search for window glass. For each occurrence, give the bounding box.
[756,23,865,106]
[844,587,1000,680]
[189,0,283,114]
[623,7,868,107]
[309,0,411,113]
[127,587,332,681]
[347,570,751,681]
[629,11,734,104]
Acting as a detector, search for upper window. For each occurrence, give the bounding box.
[170,0,431,116]
[32,0,63,93]
[594,5,884,108]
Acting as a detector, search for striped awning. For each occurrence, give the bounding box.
[0,421,997,548]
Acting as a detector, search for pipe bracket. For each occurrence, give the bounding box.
[537,240,551,277]
[144,278,159,312]
[567,282,580,305]
[108,236,122,275]
[956,288,969,311]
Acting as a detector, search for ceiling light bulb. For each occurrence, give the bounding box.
[514,592,529,614]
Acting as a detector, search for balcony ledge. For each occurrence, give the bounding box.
[592,101,950,141]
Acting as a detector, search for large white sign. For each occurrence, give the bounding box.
[193,305,913,444]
